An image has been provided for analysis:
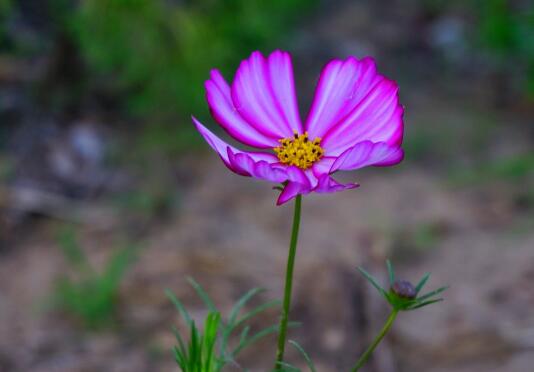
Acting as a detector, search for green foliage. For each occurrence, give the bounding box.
[167,278,295,372]
[53,228,137,329]
[357,260,448,312]
[0,0,12,48]
[449,153,534,185]
[65,0,315,153]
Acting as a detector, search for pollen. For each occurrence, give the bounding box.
[274,131,324,169]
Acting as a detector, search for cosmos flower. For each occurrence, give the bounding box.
[192,50,404,205]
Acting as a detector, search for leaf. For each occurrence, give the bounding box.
[409,298,443,310]
[228,287,265,326]
[417,286,449,302]
[415,272,431,295]
[274,361,301,371]
[165,289,192,326]
[289,340,317,372]
[386,260,395,286]
[171,325,188,358]
[357,266,388,299]
[233,299,281,330]
[233,322,299,357]
[187,277,218,313]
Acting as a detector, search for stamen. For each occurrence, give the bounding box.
[273,131,324,169]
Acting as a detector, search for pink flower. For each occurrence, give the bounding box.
[193,50,404,205]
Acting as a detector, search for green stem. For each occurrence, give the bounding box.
[351,309,399,372]
[274,194,302,370]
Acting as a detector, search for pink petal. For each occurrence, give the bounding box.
[277,181,311,205]
[305,57,378,140]
[314,174,359,193]
[321,79,403,155]
[231,51,303,139]
[311,156,337,179]
[227,148,287,183]
[193,117,278,172]
[330,141,404,173]
[205,70,278,148]
[276,166,314,205]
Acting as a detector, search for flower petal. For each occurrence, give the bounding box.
[231,50,302,139]
[277,181,311,205]
[311,156,337,179]
[305,57,378,140]
[321,79,403,155]
[314,174,359,193]
[330,141,404,173]
[276,166,313,205]
[193,117,278,172]
[227,148,287,183]
[205,69,278,148]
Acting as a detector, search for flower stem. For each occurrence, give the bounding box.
[274,194,302,370]
[351,309,398,372]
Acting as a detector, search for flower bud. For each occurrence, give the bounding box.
[391,280,416,299]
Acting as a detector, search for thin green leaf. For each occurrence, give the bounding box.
[357,267,388,298]
[274,361,301,371]
[202,312,221,371]
[409,298,443,310]
[171,325,188,358]
[165,289,192,326]
[239,325,250,346]
[228,287,265,326]
[386,260,395,286]
[289,340,317,372]
[415,272,431,295]
[417,286,449,302]
[187,277,218,313]
[233,299,281,330]
[233,322,298,357]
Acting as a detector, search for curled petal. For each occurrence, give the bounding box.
[205,70,278,148]
[276,166,313,205]
[227,148,287,183]
[232,50,302,139]
[314,174,359,193]
[311,156,337,179]
[193,117,278,172]
[277,181,312,205]
[330,141,404,173]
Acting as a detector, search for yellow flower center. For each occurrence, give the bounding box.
[274,131,324,169]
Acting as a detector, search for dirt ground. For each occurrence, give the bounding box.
[1,135,533,372]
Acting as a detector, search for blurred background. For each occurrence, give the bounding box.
[0,0,533,371]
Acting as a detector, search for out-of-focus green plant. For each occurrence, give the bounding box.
[64,0,314,154]
[477,0,534,95]
[426,0,534,98]
[0,0,12,48]
[167,278,295,372]
[0,0,12,45]
[53,228,137,329]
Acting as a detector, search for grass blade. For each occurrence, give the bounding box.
[415,272,431,295]
[289,340,317,372]
[233,322,298,357]
[386,260,395,286]
[165,289,192,326]
[409,298,443,310]
[417,286,449,302]
[357,266,388,298]
[228,287,265,326]
[187,277,218,313]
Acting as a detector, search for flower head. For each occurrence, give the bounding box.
[193,50,404,205]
